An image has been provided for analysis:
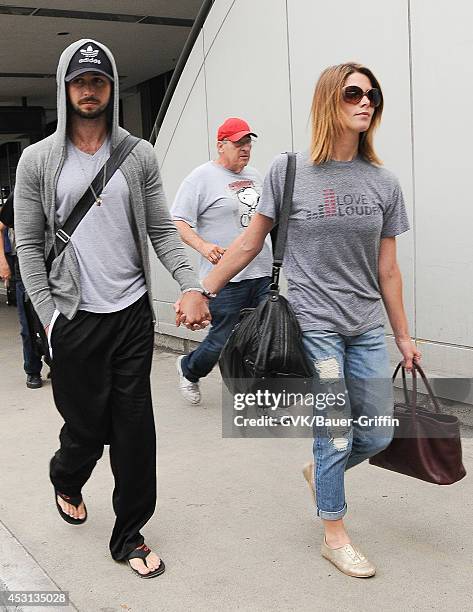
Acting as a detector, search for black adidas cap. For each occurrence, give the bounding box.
[65,41,114,82]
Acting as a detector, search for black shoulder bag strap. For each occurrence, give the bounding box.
[271,152,296,290]
[45,134,140,274]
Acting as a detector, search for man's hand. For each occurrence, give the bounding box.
[199,242,225,265]
[174,291,211,330]
[395,336,422,371]
[0,259,11,283]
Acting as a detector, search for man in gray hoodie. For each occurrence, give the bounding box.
[14,39,210,578]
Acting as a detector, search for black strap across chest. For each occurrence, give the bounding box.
[45,134,140,274]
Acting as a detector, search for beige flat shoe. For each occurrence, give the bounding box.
[302,462,316,503]
[321,538,376,578]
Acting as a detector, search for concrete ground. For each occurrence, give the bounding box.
[0,300,472,612]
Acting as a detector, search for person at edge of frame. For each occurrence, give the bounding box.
[0,192,46,388]
[171,117,273,406]
[0,194,18,307]
[179,62,422,578]
[14,39,211,579]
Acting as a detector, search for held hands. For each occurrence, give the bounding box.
[199,241,225,265]
[395,337,422,371]
[174,291,211,331]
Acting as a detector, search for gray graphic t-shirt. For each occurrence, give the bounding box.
[171,161,272,281]
[56,138,146,312]
[257,152,410,335]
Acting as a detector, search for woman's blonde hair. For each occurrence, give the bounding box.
[310,62,384,166]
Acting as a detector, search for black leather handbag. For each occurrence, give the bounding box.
[23,135,140,359]
[219,153,313,395]
[369,362,466,485]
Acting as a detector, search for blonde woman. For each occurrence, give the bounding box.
[179,63,421,577]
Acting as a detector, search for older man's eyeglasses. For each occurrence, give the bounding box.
[220,136,256,148]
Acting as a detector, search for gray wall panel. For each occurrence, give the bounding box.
[204,0,292,173]
[152,55,209,336]
[155,31,206,168]
[410,0,473,347]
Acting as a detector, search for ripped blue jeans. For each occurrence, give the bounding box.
[302,326,394,521]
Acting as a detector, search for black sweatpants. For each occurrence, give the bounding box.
[49,293,156,560]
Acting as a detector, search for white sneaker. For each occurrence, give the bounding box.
[176,356,201,404]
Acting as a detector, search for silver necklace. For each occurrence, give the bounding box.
[71,143,108,206]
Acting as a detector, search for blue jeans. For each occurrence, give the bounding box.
[16,278,43,375]
[182,276,271,382]
[303,326,394,521]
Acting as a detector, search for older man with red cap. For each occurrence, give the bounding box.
[171,118,273,404]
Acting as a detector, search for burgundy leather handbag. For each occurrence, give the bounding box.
[369,362,466,485]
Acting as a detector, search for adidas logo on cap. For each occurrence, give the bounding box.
[79,45,101,64]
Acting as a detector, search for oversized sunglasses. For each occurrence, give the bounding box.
[342,86,382,108]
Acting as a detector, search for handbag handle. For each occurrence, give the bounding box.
[271,152,296,290]
[393,361,442,414]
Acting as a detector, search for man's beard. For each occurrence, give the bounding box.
[70,100,109,120]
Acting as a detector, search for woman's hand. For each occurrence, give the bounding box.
[395,336,422,371]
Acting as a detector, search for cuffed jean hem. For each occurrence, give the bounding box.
[317,503,347,521]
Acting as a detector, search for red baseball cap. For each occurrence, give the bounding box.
[217,117,257,142]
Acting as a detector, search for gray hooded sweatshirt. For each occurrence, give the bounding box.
[14,39,199,327]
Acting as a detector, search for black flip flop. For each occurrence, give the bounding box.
[127,544,165,579]
[54,489,87,525]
